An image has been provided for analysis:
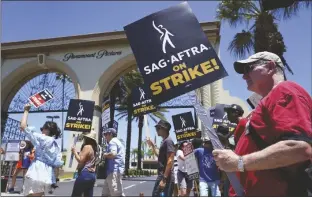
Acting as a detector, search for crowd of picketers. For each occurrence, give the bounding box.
[1,51,311,197]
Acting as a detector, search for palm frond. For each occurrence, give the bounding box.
[216,0,259,27]
[148,114,158,124]
[228,30,254,58]
[271,1,312,21]
[116,113,128,121]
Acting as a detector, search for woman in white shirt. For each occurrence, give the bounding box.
[176,141,193,196]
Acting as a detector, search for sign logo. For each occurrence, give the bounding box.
[132,86,157,117]
[180,116,186,128]
[152,20,176,54]
[64,99,95,133]
[139,87,145,100]
[28,89,54,108]
[172,112,199,141]
[77,102,84,116]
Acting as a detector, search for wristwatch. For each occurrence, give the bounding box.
[238,156,245,172]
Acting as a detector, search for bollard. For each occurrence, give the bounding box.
[139,192,144,196]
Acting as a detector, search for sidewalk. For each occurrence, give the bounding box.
[1,193,23,197]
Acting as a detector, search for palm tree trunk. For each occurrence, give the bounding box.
[125,96,133,175]
[137,115,144,170]
[109,93,115,128]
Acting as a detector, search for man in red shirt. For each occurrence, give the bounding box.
[212,51,312,196]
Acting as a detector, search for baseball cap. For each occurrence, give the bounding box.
[234,51,285,74]
[202,137,211,143]
[155,120,171,131]
[103,128,117,135]
[224,104,244,115]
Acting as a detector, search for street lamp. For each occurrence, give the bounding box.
[46,115,60,122]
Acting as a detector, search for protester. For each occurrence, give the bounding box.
[8,140,34,193]
[213,51,312,196]
[194,138,221,197]
[176,141,193,196]
[224,104,247,145]
[101,128,125,197]
[191,138,202,197]
[20,103,63,196]
[71,130,97,197]
[146,120,175,197]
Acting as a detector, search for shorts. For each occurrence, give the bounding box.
[177,170,193,189]
[23,177,50,196]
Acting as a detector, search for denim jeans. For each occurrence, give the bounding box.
[199,180,221,197]
[71,170,96,197]
[152,175,174,196]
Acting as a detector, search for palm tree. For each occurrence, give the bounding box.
[108,80,124,128]
[131,148,138,162]
[116,70,168,172]
[116,70,144,175]
[146,148,154,159]
[216,0,311,75]
[117,111,167,170]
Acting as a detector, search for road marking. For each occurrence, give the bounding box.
[139,181,146,184]
[124,184,136,190]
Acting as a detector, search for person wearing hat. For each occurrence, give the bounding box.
[212,51,312,196]
[71,130,97,196]
[146,120,175,197]
[224,104,248,145]
[194,137,221,197]
[20,103,63,196]
[101,128,125,197]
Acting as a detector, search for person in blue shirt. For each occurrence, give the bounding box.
[101,128,125,196]
[194,137,221,197]
[20,103,64,196]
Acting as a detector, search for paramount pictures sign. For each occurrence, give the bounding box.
[63,49,122,62]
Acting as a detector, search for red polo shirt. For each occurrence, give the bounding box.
[229,81,312,196]
[233,118,248,144]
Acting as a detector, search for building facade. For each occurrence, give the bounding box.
[1,21,250,172]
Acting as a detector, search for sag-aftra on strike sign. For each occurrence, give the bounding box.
[124,2,228,105]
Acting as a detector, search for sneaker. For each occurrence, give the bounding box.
[8,188,14,193]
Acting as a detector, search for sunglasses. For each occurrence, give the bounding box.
[155,126,164,131]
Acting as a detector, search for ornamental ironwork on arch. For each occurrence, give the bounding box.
[158,91,197,108]
[7,72,76,113]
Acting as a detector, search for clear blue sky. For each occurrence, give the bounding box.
[2,1,311,151]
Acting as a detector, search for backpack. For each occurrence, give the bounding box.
[248,124,312,196]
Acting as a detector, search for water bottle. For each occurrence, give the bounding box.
[160,191,165,197]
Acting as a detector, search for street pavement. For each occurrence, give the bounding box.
[1,176,157,197]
